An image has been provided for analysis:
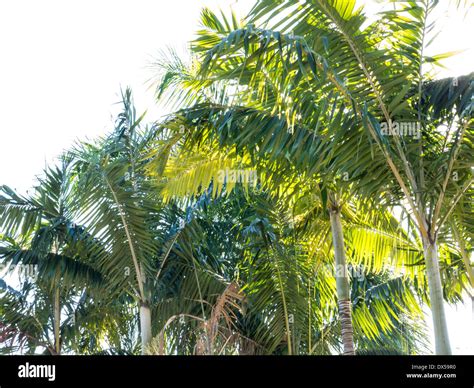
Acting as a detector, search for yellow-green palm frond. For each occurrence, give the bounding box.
[160,145,259,202]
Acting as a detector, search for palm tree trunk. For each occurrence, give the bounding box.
[329,207,355,355]
[422,237,451,355]
[53,287,61,354]
[140,302,152,354]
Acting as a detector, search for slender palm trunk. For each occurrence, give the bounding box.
[53,287,61,354]
[140,302,152,354]
[329,206,355,355]
[422,237,451,355]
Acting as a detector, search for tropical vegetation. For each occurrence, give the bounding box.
[1,0,472,356]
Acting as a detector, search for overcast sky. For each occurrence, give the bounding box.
[0,0,472,354]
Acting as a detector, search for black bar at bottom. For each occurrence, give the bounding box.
[0,355,472,387]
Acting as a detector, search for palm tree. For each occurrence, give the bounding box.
[1,85,434,355]
[154,1,472,354]
[65,89,164,353]
[66,88,240,354]
[149,10,414,354]
[0,163,107,354]
[327,191,354,354]
[143,110,433,355]
[138,174,428,355]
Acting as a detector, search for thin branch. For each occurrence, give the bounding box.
[436,177,474,234]
[431,120,468,232]
[103,172,145,301]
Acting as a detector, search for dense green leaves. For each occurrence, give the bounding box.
[2,1,471,356]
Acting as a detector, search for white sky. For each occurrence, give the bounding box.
[0,0,255,194]
[0,0,472,354]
